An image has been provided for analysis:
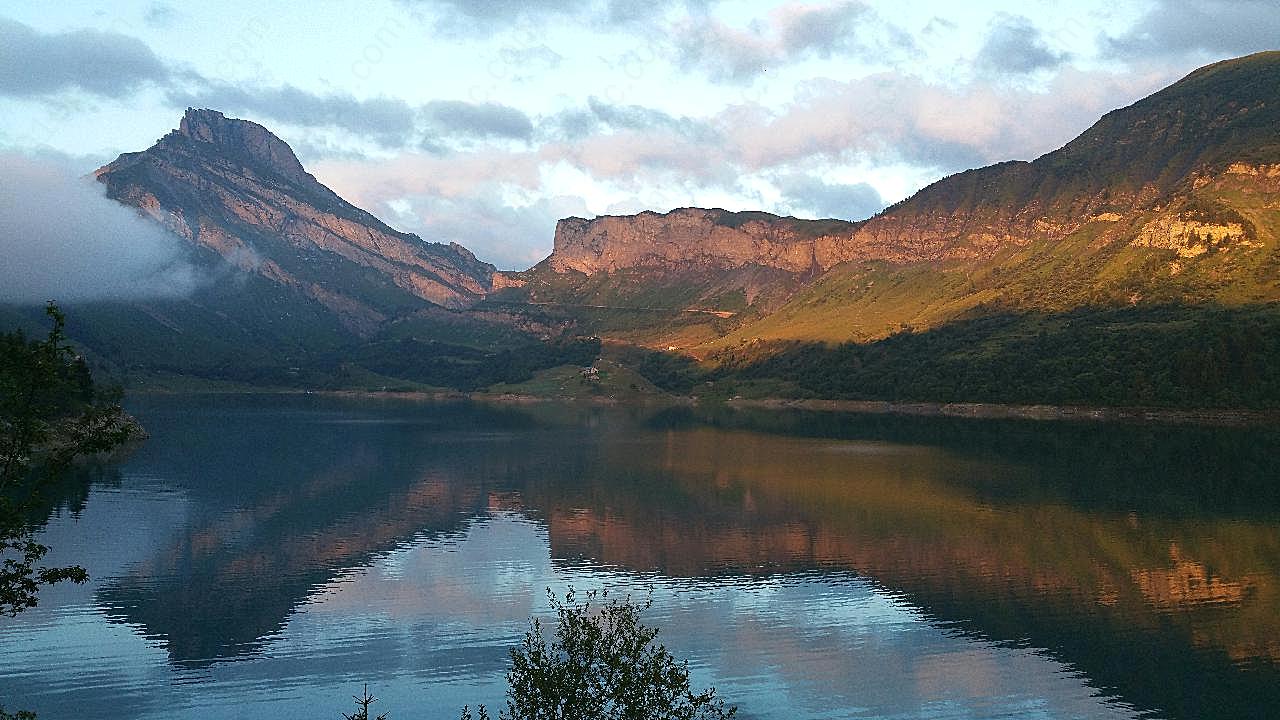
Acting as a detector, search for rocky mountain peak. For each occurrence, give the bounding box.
[96,108,500,326]
[171,107,311,184]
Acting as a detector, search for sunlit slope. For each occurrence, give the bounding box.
[704,52,1280,347]
[711,169,1280,346]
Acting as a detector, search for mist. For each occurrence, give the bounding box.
[0,152,201,304]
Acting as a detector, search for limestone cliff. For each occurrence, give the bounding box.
[546,208,857,275]
[96,108,498,329]
[541,52,1280,278]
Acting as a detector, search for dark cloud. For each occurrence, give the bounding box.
[424,100,534,140]
[497,44,564,78]
[605,0,676,24]
[976,14,1069,75]
[672,21,773,83]
[546,108,599,140]
[0,17,169,98]
[775,175,884,220]
[403,0,708,32]
[1105,0,1280,59]
[579,97,720,141]
[428,0,578,21]
[776,1,875,58]
[143,2,179,28]
[588,97,667,130]
[544,99,718,145]
[922,16,958,35]
[169,83,418,147]
[0,152,201,303]
[167,86,535,149]
[672,1,913,83]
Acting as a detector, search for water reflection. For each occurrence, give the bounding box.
[7,395,1279,719]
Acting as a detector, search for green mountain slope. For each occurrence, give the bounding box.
[705,51,1280,350]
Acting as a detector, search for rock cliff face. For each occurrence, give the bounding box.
[547,209,857,275]
[96,108,497,329]
[542,52,1280,277]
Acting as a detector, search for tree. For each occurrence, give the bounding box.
[1,304,136,719]
[470,588,736,720]
[1,303,136,617]
[341,685,387,720]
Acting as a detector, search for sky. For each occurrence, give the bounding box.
[1,1,1277,270]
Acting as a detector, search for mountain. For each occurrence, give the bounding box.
[545,208,857,274]
[709,52,1280,349]
[95,108,499,330]
[507,52,1280,354]
[0,108,595,390]
[491,209,857,347]
[826,50,1280,268]
[11,53,1279,406]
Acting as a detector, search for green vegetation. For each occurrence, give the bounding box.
[458,589,736,720]
[340,685,387,720]
[711,209,855,239]
[0,283,603,393]
[625,304,1280,409]
[488,356,665,400]
[346,336,601,392]
[1,304,136,616]
[2,305,137,719]
[489,264,804,349]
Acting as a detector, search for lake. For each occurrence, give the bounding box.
[2,394,1278,719]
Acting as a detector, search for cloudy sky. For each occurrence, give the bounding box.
[1,1,1276,269]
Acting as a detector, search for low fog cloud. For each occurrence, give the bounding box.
[0,153,202,304]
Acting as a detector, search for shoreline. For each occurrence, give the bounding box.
[721,397,1280,427]
[130,386,1280,427]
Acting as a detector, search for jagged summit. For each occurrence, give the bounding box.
[170,107,312,184]
[96,109,498,326]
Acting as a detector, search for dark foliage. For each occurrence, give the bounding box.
[464,589,736,720]
[627,304,1280,409]
[2,304,135,618]
[348,336,602,391]
[611,346,702,395]
[340,685,387,720]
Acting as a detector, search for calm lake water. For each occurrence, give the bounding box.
[3,394,1279,719]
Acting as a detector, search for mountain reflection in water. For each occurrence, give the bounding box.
[6,395,1278,720]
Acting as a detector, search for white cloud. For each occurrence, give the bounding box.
[308,62,1180,268]
[0,153,201,304]
[671,1,913,83]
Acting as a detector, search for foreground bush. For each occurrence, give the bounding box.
[457,588,735,720]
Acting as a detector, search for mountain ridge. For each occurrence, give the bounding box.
[514,51,1280,351]
[21,51,1279,406]
[96,108,498,330]
[539,52,1280,277]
